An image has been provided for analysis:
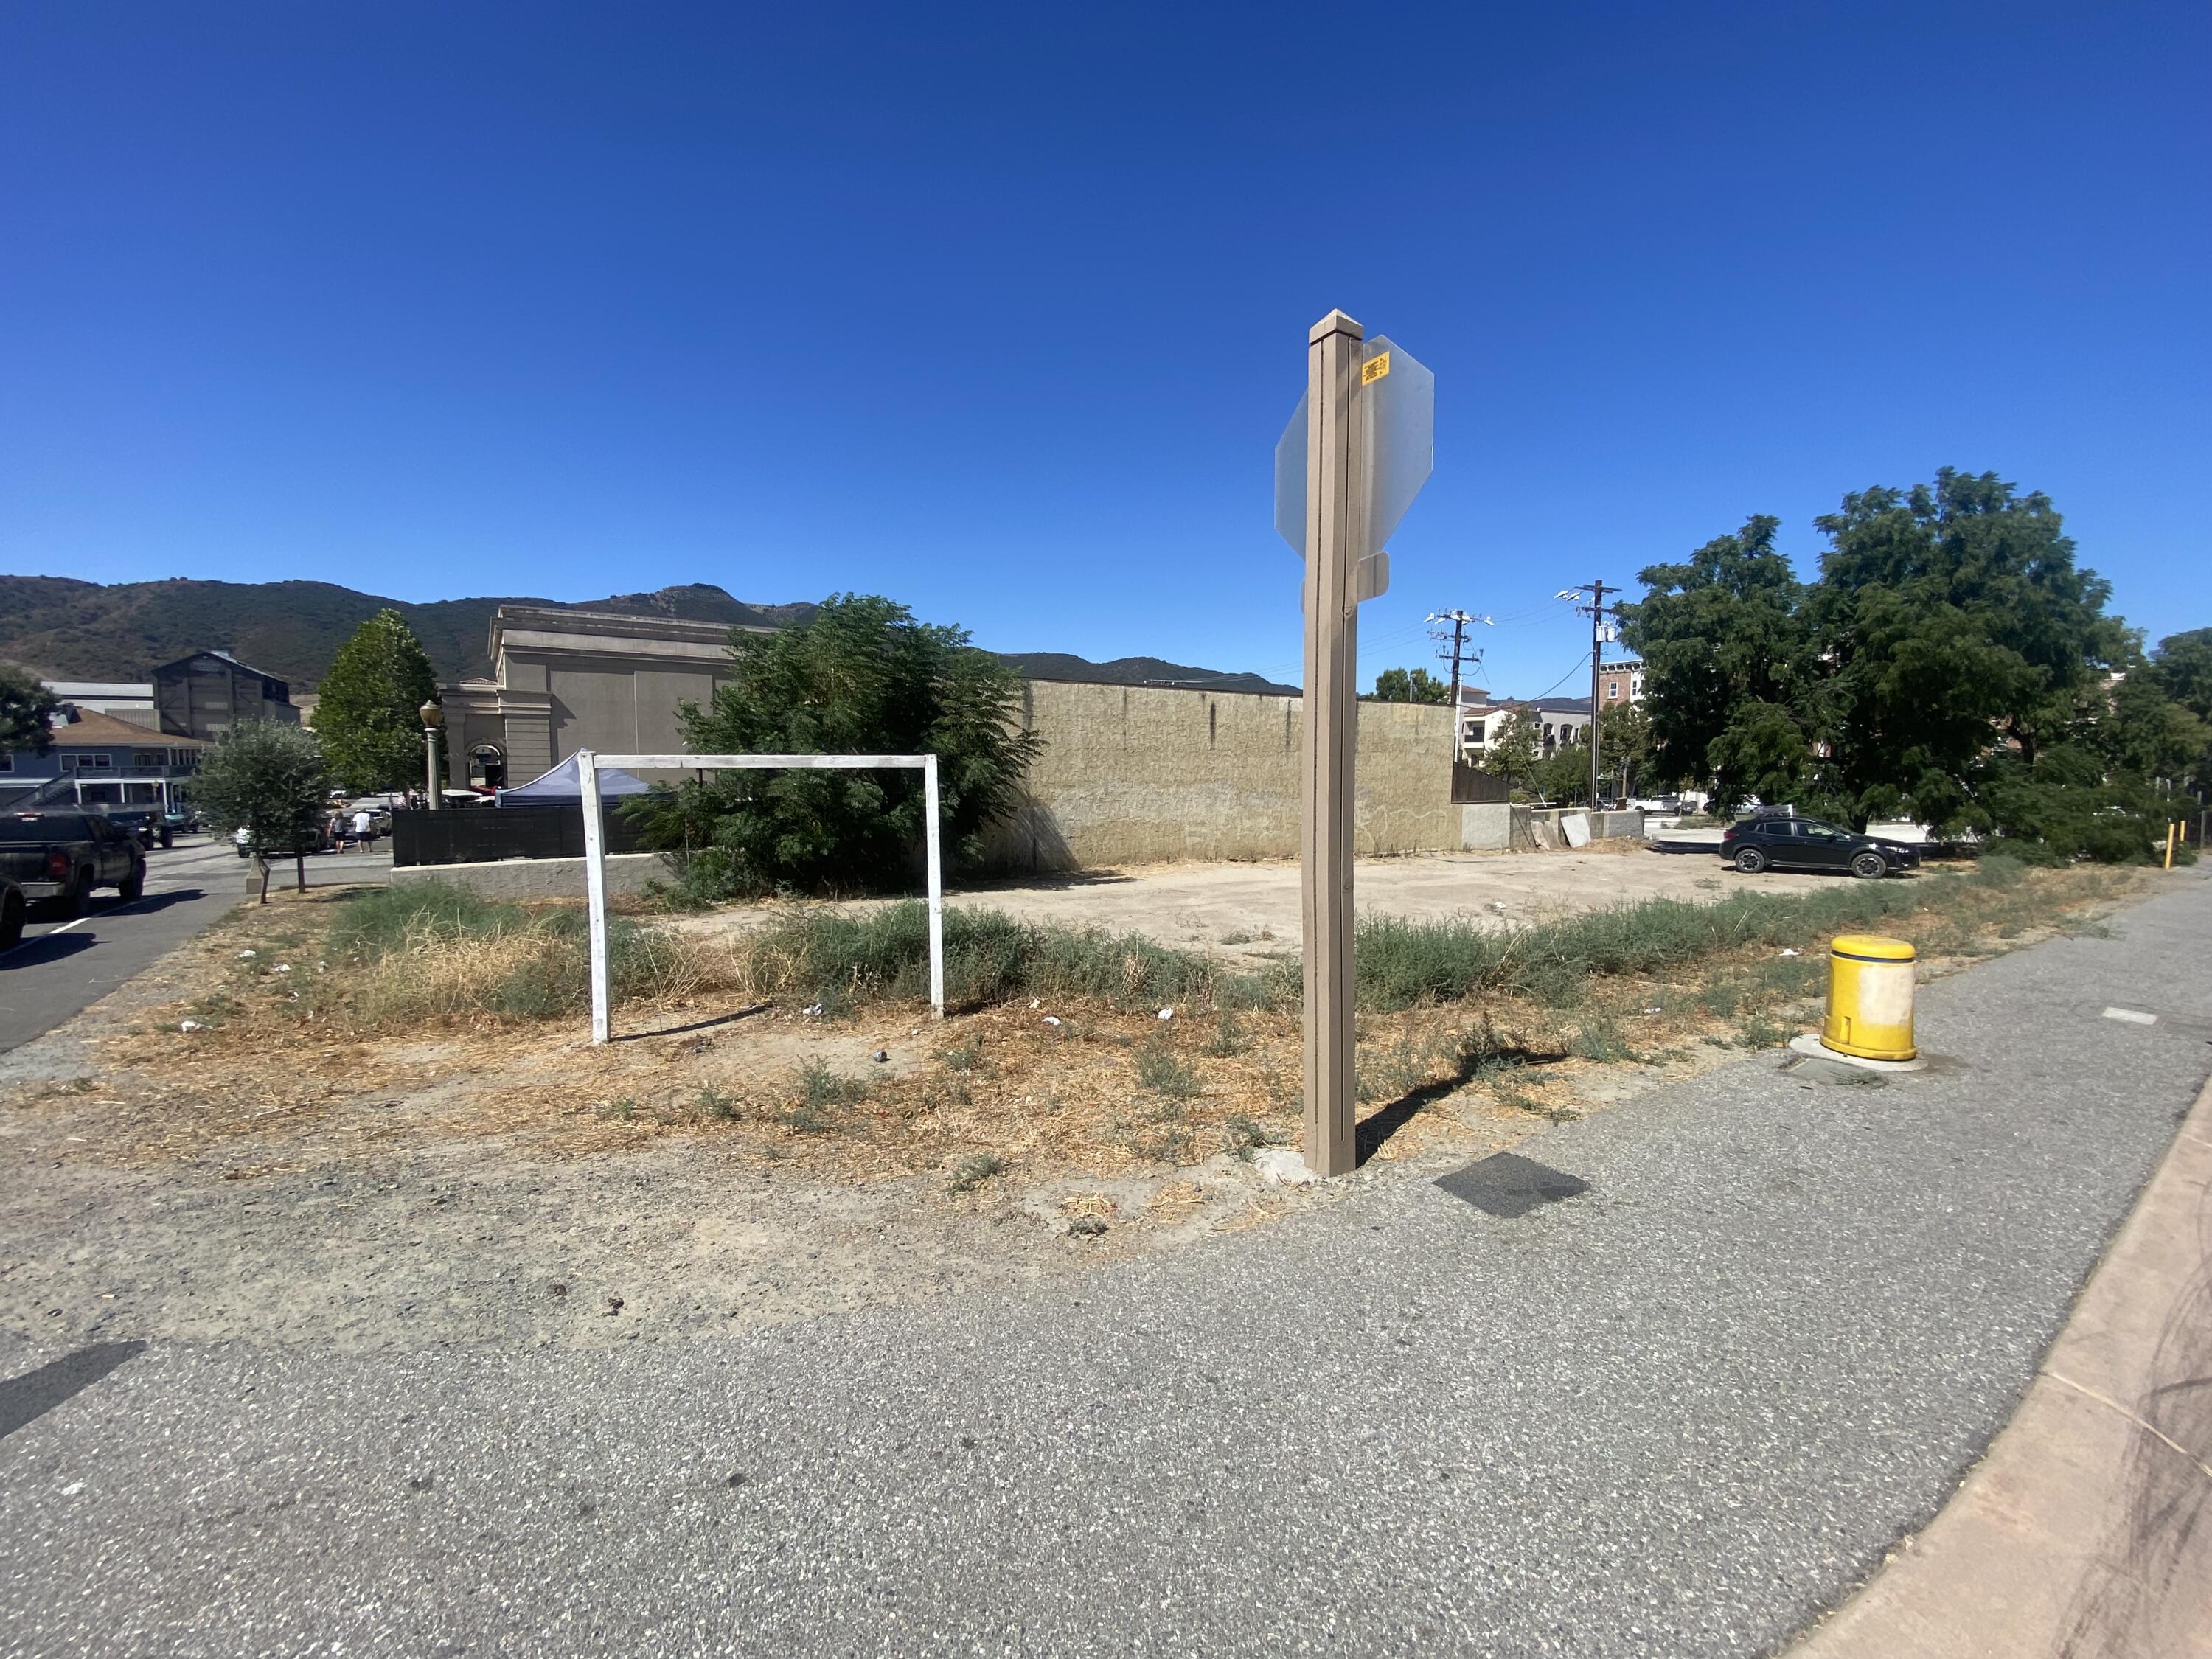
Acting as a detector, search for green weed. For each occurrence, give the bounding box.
[1133,1038,1201,1102]
[1734,1013,1790,1049]
[737,902,1262,1012]
[775,1060,866,1132]
[1347,877,1950,1009]
[1220,1115,1282,1160]
[1201,1012,1251,1057]
[1571,1018,1638,1063]
[947,1151,1008,1192]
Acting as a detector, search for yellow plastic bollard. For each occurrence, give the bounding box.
[1822,933,1917,1062]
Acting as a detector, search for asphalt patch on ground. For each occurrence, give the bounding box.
[1434,1151,1590,1219]
[1783,1055,1891,1088]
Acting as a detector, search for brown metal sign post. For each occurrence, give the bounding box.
[1277,310,1433,1175]
[1299,311,1368,1175]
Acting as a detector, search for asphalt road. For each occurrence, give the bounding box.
[0,838,239,1057]
[0,837,391,1055]
[1,874,2208,1656]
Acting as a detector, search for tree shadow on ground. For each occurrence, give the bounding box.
[1,933,97,971]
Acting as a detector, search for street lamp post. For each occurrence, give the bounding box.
[421,700,445,810]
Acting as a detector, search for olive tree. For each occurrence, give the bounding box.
[192,721,330,902]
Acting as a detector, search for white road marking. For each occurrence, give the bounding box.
[2102,1006,2158,1026]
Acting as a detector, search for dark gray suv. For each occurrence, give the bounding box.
[1719,813,1919,878]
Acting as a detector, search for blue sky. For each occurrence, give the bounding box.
[3,1,2205,696]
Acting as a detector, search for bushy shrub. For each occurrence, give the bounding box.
[622,595,1043,897]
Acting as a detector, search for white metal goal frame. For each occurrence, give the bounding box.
[577,750,944,1043]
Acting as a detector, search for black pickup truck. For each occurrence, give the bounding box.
[0,811,147,917]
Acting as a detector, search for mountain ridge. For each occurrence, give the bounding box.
[0,575,1295,695]
[1001,652,1298,697]
[0,575,815,687]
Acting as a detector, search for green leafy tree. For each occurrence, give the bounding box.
[1,663,59,754]
[1808,470,2128,829]
[623,594,1045,897]
[1531,740,1590,805]
[2096,667,2208,782]
[192,722,330,900]
[1479,706,1543,795]
[2147,630,2212,798]
[1371,667,1450,703]
[2147,627,2212,723]
[1618,515,1819,815]
[1601,699,1655,800]
[314,609,441,793]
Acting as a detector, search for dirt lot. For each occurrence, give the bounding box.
[677,844,1845,962]
[0,858,2146,1357]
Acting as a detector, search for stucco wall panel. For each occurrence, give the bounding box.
[986,680,1456,871]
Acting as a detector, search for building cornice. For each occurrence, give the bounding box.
[486,605,768,667]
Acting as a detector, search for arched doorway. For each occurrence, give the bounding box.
[469,744,507,790]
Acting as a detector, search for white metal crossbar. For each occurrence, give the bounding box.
[577,750,944,1043]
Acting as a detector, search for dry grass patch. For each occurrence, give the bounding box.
[28,859,2147,1194]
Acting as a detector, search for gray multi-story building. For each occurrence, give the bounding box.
[1458,694,1593,761]
[152,650,299,740]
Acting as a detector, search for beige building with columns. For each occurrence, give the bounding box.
[438,607,768,790]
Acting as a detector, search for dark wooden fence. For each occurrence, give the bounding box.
[1450,762,1512,805]
[391,806,649,867]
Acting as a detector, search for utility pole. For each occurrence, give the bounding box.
[1572,580,1616,809]
[1426,609,1494,759]
[1425,609,1480,758]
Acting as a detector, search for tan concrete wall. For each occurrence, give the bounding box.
[985,680,1458,872]
[1460,803,1514,851]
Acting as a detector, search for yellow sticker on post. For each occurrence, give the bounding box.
[1361,351,1391,385]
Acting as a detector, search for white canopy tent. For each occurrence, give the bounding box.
[497,753,653,804]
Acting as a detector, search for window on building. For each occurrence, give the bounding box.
[133,750,167,770]
[63,752,114,771]
[1465,720,1486,744]
[0,752,10,772]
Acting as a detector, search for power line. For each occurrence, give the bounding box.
[1525,650,1593,701]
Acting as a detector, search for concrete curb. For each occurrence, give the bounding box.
[1785,1074,2212,1658]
